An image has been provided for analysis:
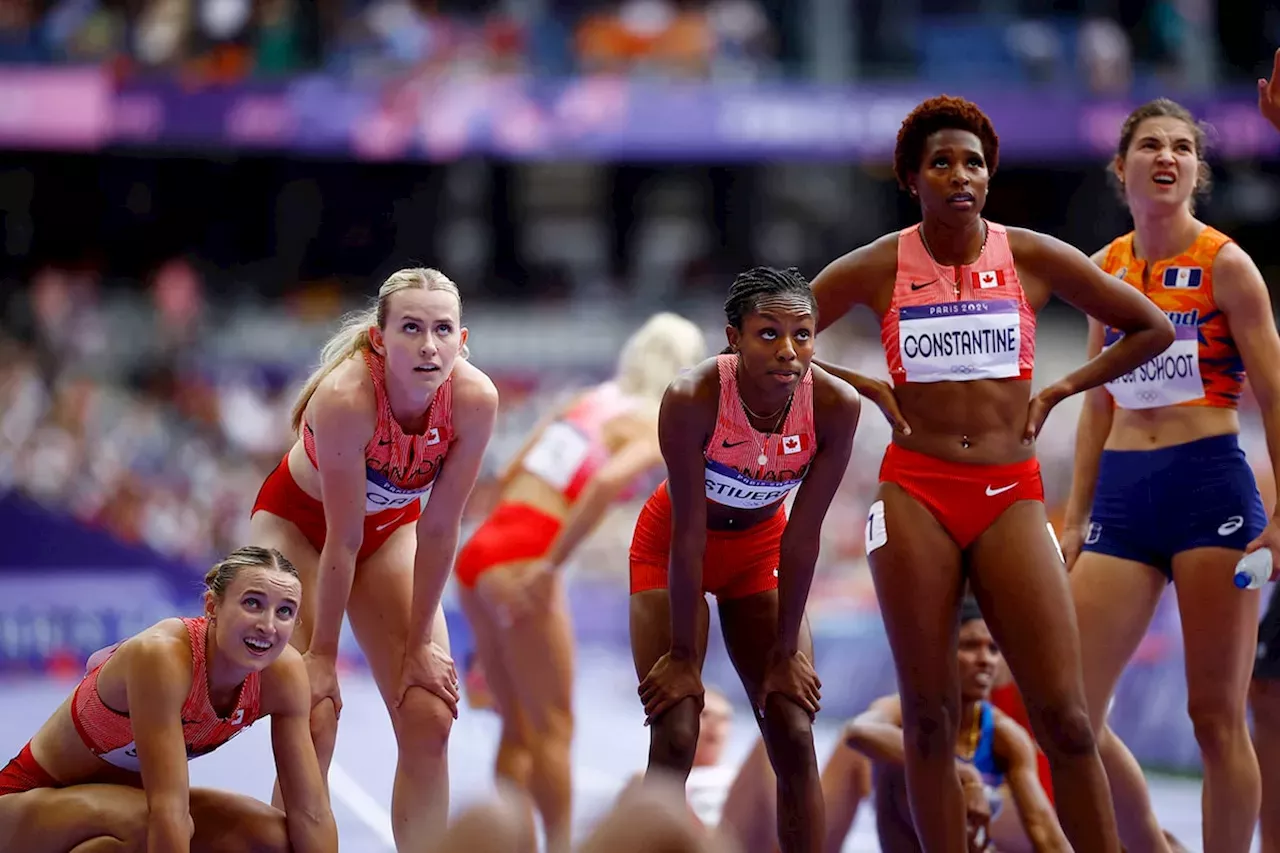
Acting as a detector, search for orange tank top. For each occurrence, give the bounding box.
[71,618,262,771]
[518,382,643,502]
[1099,227,1242,410]
[303,349,454,512]
[880,221,1037,385]
[699,354,816,510]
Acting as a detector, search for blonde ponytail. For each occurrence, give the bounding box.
[290,307,377,434]
[289,267,464,435]
[614,312,707,409]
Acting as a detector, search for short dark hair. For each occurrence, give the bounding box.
[894,95,1000,191]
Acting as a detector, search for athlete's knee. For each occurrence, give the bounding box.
[393,687,455,756]
[900,691,959,763]
[652,699,701,762]
[72,789,151,849]
[1031,700,1097,759]
[1187,693,1248,756]
[761,695,817,772]
[533,708,574,760]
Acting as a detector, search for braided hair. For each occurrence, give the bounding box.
[722,266,817,350]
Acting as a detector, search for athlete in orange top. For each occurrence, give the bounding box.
[454,312,706,853]
[807,95,1175,853]
[1062,99,1280,853]
[249,268,499,850]
[0,546,336,853]
[633,266,863,853]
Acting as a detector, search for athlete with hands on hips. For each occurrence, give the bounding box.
[807,95,1174,853]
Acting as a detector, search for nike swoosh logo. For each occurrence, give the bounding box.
[910,279,938,291]
[375,518,400,531]
[722,440,749,448]
[985,483,1017,496]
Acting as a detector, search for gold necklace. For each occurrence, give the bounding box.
[739,389,794,468]
[920,220,989,299]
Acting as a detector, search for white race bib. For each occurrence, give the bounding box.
[99,741,142,771]
[704,460,801,510]
[899,300,1021,383]
[521,421,591,490]
[1103,324,1203,410]
[366,468,433,512]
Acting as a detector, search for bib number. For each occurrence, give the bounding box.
[521,422,591,490]
[1104,325,1203,410]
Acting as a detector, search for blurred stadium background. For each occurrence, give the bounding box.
[0,0,1278,849]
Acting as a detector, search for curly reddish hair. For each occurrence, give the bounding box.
[893,95,1000,191]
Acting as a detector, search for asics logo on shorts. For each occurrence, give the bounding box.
[1218,516,1245,536]
[984,483,1016,497]
[1085,522,1102,545]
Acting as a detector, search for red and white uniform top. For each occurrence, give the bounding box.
[520,381,645,502]
[880,221,1037,385]
[303,349,454,513]
[72,617,262,771]
[700,354,816,510]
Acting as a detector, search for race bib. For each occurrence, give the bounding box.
[898,300,1021,383]
[704,460,802,510]
[366,468,433,512]
[521,421,591,490]
[1103,324,1203,410]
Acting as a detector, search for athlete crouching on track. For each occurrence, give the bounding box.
[0,546,336,853]
[630,265,863,853]
[808,95,1175,853]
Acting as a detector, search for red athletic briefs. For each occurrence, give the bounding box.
[629,483,786,600]
[0,743,59,796]
[251,452,420,562]
[454,501,563,590]
[878,443,1044,549]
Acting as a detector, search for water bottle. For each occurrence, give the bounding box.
[1233,548,1273,590]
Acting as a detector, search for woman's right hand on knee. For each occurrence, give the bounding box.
[638,651,704,725]
[303,650,342,720]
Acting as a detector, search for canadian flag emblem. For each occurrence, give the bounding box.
[426,428,441,445]
[230,709,244,726]
[781,434,807,455]
[972,270,1005,289]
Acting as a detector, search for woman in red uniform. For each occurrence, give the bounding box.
[632,265,863,853]
[249,267,499,849]
[455,311,706,853]
[0,545,336,853]
[1061,99,1280,853]
[807,95,1175,853]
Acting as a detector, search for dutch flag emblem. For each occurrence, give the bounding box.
[1163,267,1203,289]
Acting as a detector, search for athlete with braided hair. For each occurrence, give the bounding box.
[808,95,1174,853]
[630,265,863,853]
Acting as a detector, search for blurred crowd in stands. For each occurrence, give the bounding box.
[1,0,1272,89]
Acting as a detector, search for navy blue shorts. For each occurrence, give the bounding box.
[1082,433,1265,580]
